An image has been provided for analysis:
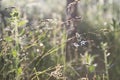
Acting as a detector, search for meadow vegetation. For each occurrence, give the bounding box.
[0,0,120,80]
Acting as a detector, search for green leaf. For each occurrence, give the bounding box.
[19,29,25,36]
[17,67,22,75]
[11,49,17,57]
[88,65,95,72]
[5,36,13,42]
[18,20,27,26]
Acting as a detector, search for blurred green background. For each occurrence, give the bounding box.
[0,0,120,80]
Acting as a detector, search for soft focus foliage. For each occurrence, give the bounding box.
[0,0,120,80]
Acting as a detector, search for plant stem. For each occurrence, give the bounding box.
[104,50,109,80]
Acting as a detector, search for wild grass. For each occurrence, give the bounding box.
[0,0,120,80]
